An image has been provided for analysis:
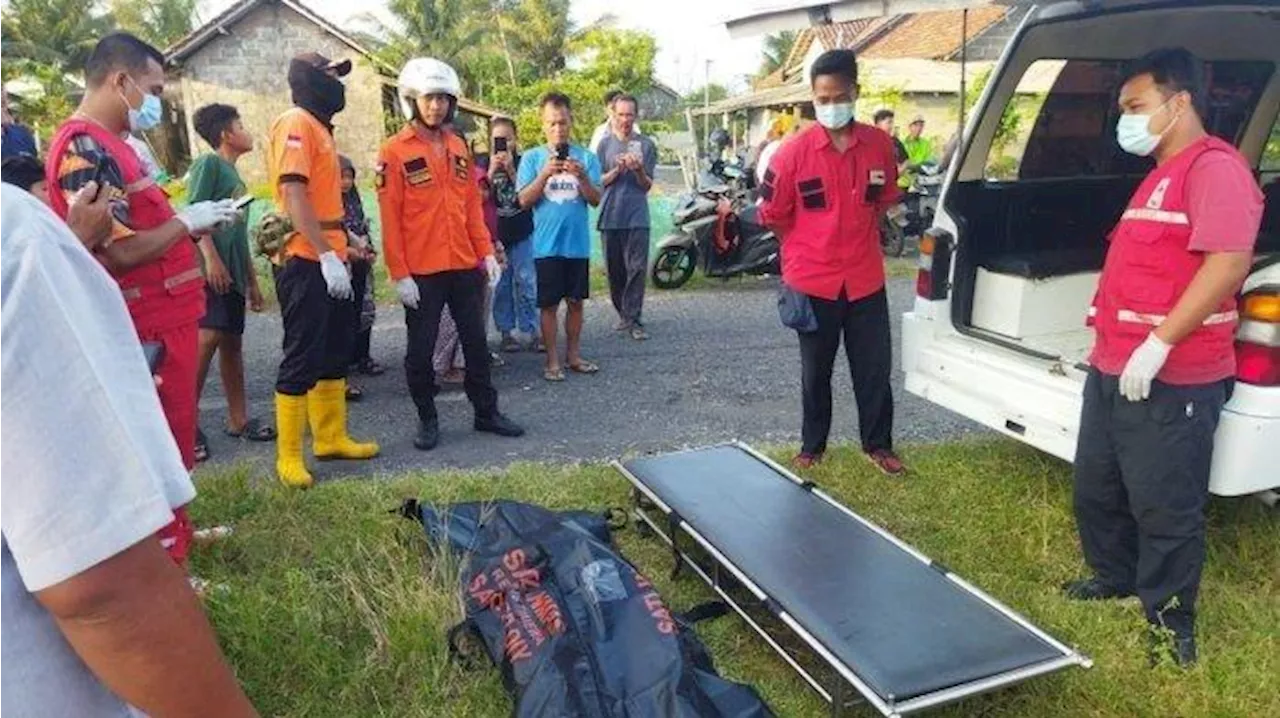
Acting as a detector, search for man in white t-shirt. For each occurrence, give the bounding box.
[0,186,255,717]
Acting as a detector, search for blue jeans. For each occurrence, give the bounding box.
[493,238,538,336]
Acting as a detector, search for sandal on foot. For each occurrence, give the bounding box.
[225,417,277,442]
[568,359,600,374]
[194,428,210,463]
[544,367,566,382]
[500,335,522,353]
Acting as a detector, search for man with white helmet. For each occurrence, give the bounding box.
[377,57,524,451]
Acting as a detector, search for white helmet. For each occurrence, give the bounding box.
[397,58,461,122]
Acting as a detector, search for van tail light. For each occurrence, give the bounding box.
[1235,290,1280,386]
[915,228,953,300]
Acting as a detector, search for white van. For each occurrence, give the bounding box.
[900,0,1280,501]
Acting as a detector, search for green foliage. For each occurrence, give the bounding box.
[685,83,729,106]
[1,61,79,142]
[1263,118,1280,170]
[861,84,906,115]
[504,0,572,76]
[111,0,197,49]
[569,28,655,96]
[758,30,797,78]
[1,0,114,72]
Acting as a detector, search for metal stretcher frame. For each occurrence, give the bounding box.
[612,442,1092,717]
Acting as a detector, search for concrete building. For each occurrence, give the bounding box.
[164,0,498,185]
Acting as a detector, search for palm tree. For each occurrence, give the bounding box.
[111,0,199,50]
[758,30,798,78]
[1,0,115,73]
[505,0,572,75]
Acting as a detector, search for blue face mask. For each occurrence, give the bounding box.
[1116,96,1179,157]
[122,78,163,132]
[815,101,854,130]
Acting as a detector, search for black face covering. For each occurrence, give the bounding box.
[288,59,346,126]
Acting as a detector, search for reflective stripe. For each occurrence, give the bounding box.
[163,267,204,290]
[125,176,156,195]
[1115,309,1237,326]
[1120,207,1189,225]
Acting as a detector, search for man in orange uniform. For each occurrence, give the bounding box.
[46,33,242,562]
[268,51,379,488]
[377,58,524,451]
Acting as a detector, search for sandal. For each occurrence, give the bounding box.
[568,359,600,375]
[357,358,385,376]
[346,383,364,401]
[194,428,210,463]
[224,417,277,442]
[500,335,522,353]
[544,367,566,382]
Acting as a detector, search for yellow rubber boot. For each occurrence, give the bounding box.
[308,379,380,460]
[274,392,313,489]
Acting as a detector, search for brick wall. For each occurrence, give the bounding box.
[176,2,386,187]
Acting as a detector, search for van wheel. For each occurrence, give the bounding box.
[652,246,696,289]
[880,217,906,258]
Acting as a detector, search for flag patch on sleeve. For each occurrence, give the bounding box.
[285,134,304,149]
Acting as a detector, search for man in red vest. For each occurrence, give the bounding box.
[1065,48,1263,667]
[45,33,240,563]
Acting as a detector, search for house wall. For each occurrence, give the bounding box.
[173,2,386,187]
[638,86,679,122]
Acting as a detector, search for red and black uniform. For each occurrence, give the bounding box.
[46,120,203,563]
[1074,135,1262,636]
[758,122,901,457]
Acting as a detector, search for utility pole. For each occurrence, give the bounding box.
[703,59,712,151]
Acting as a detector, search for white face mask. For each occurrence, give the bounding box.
[1116,96,1180,157]
[815,102,854,130]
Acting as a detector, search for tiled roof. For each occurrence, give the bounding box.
[859,6,1009,60]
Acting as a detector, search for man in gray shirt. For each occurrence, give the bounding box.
[596,93,658,340]
[1,186,255,717]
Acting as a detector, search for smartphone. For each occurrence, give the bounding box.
[555,143,569,161]
[142,341,166,374]
[232,195,256,211]
[494,136,509,153]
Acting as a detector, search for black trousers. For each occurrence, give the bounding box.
[350,260,373,364]
[275,257,354,395]
[1073,369,1230,635]
[798,288,894,455]
[404,269,497,421]
[603,228,650,325]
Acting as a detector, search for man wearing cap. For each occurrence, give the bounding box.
[899,115,934,189]
[377,57,523,451]
[267,50,379,488]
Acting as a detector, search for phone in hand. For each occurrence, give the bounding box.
[555,143,569,161]
[89,154,111,201]
[494,136,509,153]
[141,341,166,374]
[232,195,256,211]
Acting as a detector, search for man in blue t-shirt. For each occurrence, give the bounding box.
[518,92,603,382]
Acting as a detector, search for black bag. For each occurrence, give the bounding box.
[778,283,818,333]
[401,499,774,718]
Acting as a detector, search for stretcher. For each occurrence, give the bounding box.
[613,443,1091,717]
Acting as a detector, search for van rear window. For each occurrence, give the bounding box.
[986,59,1275,181]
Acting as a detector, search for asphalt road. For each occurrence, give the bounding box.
[198,277,985,479]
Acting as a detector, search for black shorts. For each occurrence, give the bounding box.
[199,286,246,335]
[535,257,590,308]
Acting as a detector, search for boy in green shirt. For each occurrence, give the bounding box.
[190,103,274,461]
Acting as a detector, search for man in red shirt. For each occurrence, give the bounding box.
[1065,49,1261,667]
[758,49,905,476]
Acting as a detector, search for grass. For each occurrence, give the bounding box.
[189,439,1278,717]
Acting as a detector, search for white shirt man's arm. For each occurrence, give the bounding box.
[0,188,256,717]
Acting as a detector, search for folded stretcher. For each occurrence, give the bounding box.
[614,443,1091,717]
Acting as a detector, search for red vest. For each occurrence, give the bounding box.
[1088,136,1240,384]
[45,119,204,332]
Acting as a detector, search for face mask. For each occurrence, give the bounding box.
[121,78,163,132]
[288,60,347,123]
[1116,96,1180,157]
[815,102,854,130]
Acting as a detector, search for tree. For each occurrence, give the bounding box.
[1,0,115,72]
[569,28,655,95]
[684,83,729,106]
[505,0,572,75]
[758,30,797,78]
[111,0,198,49]
[358,0,490,91]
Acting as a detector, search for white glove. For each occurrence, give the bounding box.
[318,251,353,300]
[396,277,420,309]
[176,199,240,234]
[484,254,501,289]
[1119,333,1172,402]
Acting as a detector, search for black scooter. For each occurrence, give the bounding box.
[879,161,943,257]
[650,185,779,290]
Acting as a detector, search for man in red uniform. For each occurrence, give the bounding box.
[757,49,905,476]
[1065,49,1262,667]
[46,33,240,561]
